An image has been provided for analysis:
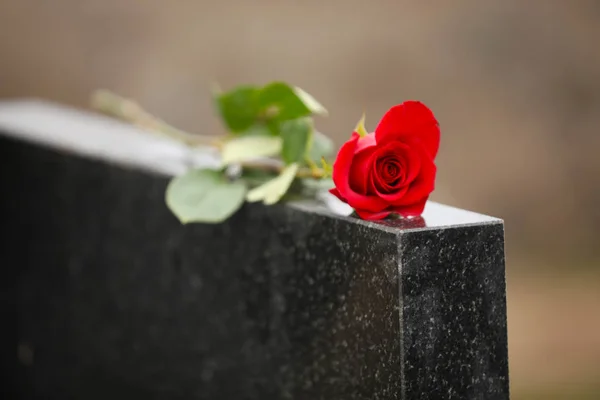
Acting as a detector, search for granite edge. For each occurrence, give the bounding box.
[395,221,509,399]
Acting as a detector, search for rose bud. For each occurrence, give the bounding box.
[330,101,440,220]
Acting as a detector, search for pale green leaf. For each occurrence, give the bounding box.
[354,113,368,137]
[307,130,335,162]
[221,135,283,164]
[166,169,247,224]
[280,118,313,164]
[293,86,328,116]
[239,124,273,137]
[246,163,299,205]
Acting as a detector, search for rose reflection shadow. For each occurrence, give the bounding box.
[350,214,427,229]
[319,193,427,229]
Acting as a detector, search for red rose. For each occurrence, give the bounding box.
[329,101,440,220]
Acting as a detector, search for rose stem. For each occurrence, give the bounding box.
[90,90,326,180]
[240,160,325,179]
[91,90,220,148]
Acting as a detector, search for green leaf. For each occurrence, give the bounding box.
[307,130,335,162]
[258,82,327,121]
[293,86,328,116]
[354,113,368,137]
[215,86,260,132]
[166,169,247,224]
[246,163,299,205]
[221,135,283,164]
[280,118,313,164]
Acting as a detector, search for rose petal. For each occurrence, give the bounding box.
[348,136,378,193]
[355,208,391,220]
[389,196,428,217]
[379,158,402,183]
[367,141,422,199]
[399,144,422,185]
[388,145,436,206]
[371,170,409,201]
[329,187,345,201]
[332,133,389,212]
[355,132,376,153]
[375,101,440,158]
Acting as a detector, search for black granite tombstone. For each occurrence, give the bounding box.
[0,101,510,400]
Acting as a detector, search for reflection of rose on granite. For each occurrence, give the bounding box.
[345,210,427,229]
[369,215,427,230]
[320,191,427,229]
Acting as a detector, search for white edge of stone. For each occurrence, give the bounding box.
[0,99,221,176]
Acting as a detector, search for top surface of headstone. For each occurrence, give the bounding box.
[0,99,501,232]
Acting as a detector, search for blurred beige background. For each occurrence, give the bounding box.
[1,0,599,398]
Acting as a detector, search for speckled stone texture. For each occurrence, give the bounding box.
[0,102,509,400]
